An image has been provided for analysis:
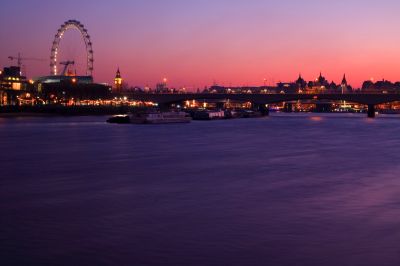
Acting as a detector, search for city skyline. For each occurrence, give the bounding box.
[2,0,400,89]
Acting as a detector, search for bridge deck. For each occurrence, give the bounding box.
[130,93,400,105]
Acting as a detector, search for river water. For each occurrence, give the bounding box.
[1,113,400,266]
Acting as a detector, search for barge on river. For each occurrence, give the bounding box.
[107,111,192,124]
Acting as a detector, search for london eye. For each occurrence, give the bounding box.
[50,20,94,76]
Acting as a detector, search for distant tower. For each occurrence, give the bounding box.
[296,73,306,91]
[341,74,348,93]
[341,74,347,86]
[318,72,325,83]
[114,67,123,92]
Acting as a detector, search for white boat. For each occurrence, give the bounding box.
[130,111,192,124]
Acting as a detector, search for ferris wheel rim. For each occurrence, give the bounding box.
[50,19,94,76]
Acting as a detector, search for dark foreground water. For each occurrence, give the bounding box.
[1,114,400,266]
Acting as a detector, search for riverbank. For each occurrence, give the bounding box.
[0,105,135,117]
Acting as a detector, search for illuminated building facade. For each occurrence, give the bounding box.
[0,66,32,105]
[0,66,25,91]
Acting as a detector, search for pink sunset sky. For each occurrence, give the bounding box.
[1,0,400,90]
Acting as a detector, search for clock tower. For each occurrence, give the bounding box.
[114,68,123,92]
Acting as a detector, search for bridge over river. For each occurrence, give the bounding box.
[129,93,400,118]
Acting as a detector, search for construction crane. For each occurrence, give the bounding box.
[59,61,75,76]
[8,53,46,68]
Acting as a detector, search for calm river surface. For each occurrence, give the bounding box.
[1,113,400,266]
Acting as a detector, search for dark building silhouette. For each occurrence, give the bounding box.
[38,81,112,103]
[205,73,354,95]
[296,74,307,90]
[362,79,400,93]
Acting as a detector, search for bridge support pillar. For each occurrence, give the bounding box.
[216,102,224,110]
[284,103,293,113]
[367,104,376,118]
[315,103,332,113]
[158,103,171,111]
[255,104,269,116]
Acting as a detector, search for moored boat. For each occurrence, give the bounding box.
[106,115,130,124]
[192,110,226,120]
[107,111,191,124]
[139,111,191,124]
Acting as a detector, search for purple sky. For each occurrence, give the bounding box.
[1,0,400,89]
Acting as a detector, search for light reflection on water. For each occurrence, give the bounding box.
[1,113,400,266]
[309,116,324,122]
